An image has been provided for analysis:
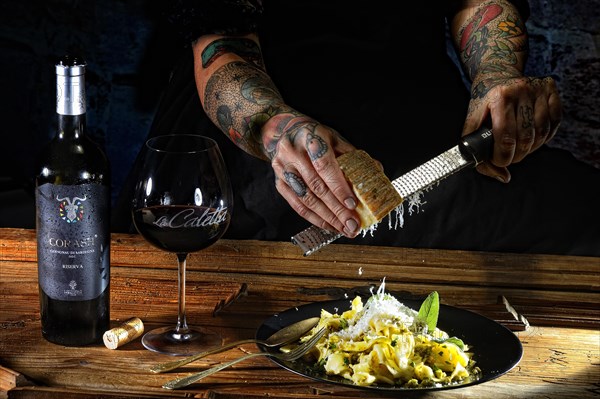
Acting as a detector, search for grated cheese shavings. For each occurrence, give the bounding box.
[335,278,417,341]
[360,191,427,237]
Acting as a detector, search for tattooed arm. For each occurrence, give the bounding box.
[449,0,562,183]
[192,34,361,237]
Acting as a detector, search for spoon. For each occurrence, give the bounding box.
[149,316,320,373]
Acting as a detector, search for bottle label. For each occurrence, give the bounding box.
[36,183,110,301]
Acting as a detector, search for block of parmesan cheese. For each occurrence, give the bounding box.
[337,150,403,229]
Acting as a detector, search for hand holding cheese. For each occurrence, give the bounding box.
[337,150,404,229]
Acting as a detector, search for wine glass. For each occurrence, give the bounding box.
[131,134,233,356]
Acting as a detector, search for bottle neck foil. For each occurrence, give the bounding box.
[56,73,86,116]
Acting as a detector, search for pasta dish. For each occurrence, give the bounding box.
[281,282,481,388]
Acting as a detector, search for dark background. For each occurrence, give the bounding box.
[1,0,598,230]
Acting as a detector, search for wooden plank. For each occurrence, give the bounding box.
[1,229,598,294]
[3,228,599,298]
[2,257,598,329]
[0,366,35,392]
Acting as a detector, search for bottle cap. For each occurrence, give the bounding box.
[56,55,86,76]
[56,55,86,115]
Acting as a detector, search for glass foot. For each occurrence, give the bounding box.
[142,325,223,356]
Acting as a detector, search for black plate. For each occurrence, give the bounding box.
[256,297,523,392]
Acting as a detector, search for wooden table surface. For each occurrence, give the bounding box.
[1,227,599,399]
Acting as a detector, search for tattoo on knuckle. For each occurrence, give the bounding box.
[306,133,328,161]
[519,106,534,129]
[284,171,307,197]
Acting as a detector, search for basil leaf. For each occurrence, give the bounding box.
[417,291,440,331]
[444,336,465,350]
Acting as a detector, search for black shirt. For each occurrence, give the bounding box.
[113,1,600,256]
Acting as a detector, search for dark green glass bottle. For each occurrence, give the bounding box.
[35,56,110,346]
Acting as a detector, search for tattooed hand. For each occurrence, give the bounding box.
[265,115,361,237]
[193,35,363,237]
[464,74,562,183]
[451,0,562,183]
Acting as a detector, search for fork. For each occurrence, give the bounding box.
[150,317,320,374]
[162,327,327,390]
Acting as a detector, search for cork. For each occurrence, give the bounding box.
[103,317,144,350]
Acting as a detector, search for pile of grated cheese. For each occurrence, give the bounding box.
[335,279,418,341]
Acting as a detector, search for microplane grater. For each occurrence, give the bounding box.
[291,127,494,256]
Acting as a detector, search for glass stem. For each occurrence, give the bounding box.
[175,252,190,334]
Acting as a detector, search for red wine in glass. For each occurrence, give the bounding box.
[132,205,228,253]
[131,134,233,356]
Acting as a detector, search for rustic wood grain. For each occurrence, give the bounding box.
[1,228,599,399]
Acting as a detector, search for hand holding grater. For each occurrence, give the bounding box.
[291,126,494,256]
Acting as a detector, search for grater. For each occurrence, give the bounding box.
[291,126,494,256]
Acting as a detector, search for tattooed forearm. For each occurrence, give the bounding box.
[201,38,265,70]
[456,0,528,83]
[204,59,330,162]
[204,61,289,159]
[204,61,328,161]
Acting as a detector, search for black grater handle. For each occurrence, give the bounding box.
[458,126,494,165]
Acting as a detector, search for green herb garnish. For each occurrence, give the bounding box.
[417,291,440,331]
[339,318,349,329]
[444,336,465,350]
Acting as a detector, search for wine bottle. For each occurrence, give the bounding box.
[35,55,111,346]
